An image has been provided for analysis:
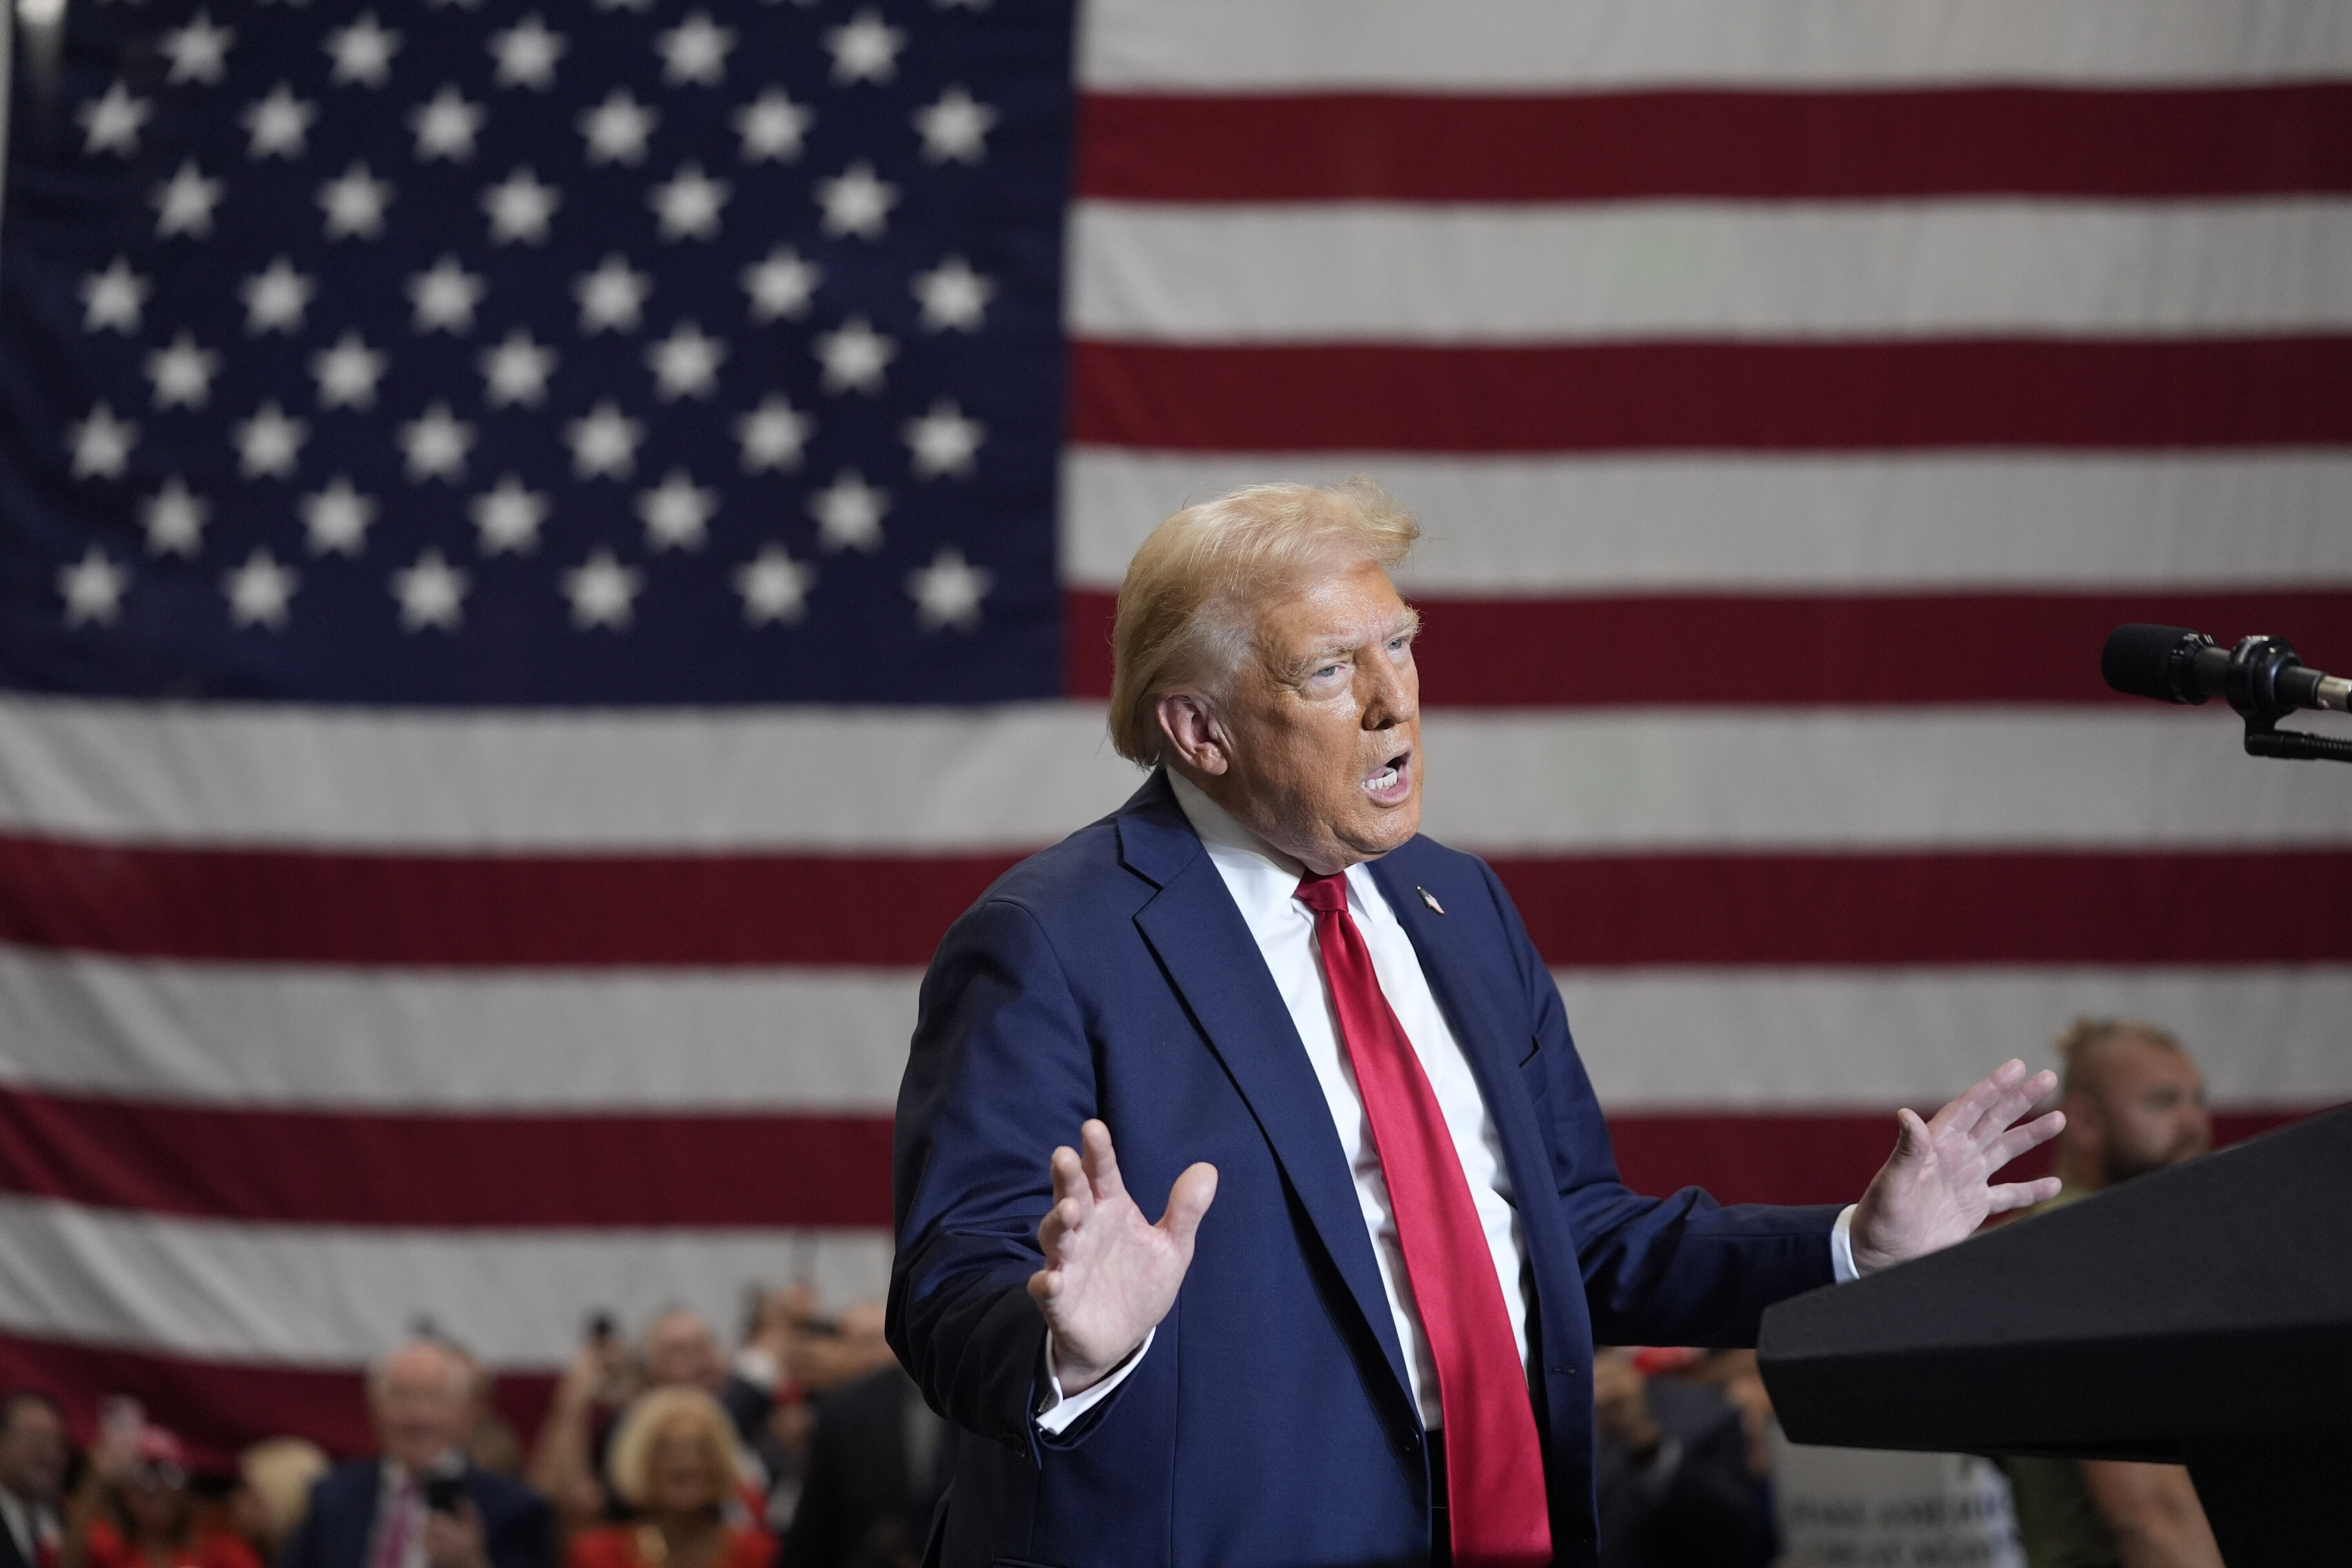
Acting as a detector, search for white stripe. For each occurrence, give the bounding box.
[1062,449,2352,592]
[1072,201,2352,342]
[1,701,2345,849]
[0,697,1141,851]
[0,950,914,1111]
[1079,0,2352,88]
[1414,710,2352,850]
[1562,965,2352,1108]
[0,1196,892,1368]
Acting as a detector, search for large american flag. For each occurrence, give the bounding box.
[0,0,2346,1461]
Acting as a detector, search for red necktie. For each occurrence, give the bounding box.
[371,1481,419,1568]
[1296,870,1551,1568]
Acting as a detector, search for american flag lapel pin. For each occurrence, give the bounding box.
[1417,885,1445,915]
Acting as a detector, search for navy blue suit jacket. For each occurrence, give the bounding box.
[276,1462,551,1568]
[889,772,1838,1568]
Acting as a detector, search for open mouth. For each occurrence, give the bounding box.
[1361,750,1412,802]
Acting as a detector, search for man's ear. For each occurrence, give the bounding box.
[1156,691,1229,776]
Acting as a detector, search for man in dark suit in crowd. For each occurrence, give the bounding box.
[0,1392,66,1568]
[783,1303,952,1568]
[279,1341,550,1568]
[891,480,2067,1568]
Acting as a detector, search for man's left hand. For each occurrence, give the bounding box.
[420,1501,489,1568]
[1849,1058,2064,1275]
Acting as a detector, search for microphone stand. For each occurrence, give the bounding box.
[2226,635,2352,764]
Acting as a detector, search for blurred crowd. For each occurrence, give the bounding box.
[0,1016,2224,1568]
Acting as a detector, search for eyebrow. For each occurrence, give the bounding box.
[1276,608,1423,682]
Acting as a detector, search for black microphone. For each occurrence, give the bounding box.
[2103,624,2350,717]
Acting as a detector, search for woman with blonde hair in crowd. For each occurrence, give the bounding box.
[564,1392,769,1568]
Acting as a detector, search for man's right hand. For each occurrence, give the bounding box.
[1028,1119,1217,1395]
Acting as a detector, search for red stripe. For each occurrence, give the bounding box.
[1490,850,2352,967]
[0,838,1017,967]
[0,1111,2323,1468]
[1062,588,2352,707]
[0,837,2341,967]
[1604,1108,2325,1207]
[1078,87,2352,201]
[1067,339,2352,452]
[0,1090,892,1227]
[0,1332,553,1468]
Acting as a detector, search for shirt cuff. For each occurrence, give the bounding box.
[1034,1327,1153,1434]
[1830,1203,1861,1283]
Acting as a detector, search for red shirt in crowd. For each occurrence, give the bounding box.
[82,1521,264,1568]
[563,1524,772,1568]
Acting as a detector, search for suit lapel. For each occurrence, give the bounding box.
[1119,777,1416,1404]
[1368,853,1566,1259]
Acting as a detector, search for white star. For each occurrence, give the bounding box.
[143,478,208,556]
[740,247,819,323]
[408,256,484,333]
[579,89,656,165]
[325,13,401,88]
[814,161,897,239]
[224,549,298,628]
[734,545,813,625]
[637,470,715,551]
[907,546,991,630]
[59,548,128,626]
[234,401,306,479]
[825,9,905,84]
[733,89,811,163]
[146,333,220,409]
[903,398,985,479]
[471,475,547,554]
[69,403,138,479]
[913,86,994,163]
[646,322,725,401]
[319,163,393,240]
[489,15,565,90]
[911,254,994,332]
[81,259,147,333]
[566,401,642,479]
[391,549,468,631]
[243,84,316,159]
[809,470,887,552]
[80,82,151,156]
[301,476,376,555]
[657,11,732,86]
[735,395,811,472]
[154,162,224,238]
[161,12,234,83]
[242,256,314,334]
[312,333,388,409]
[480,329,557,407]
[562,549,641,629]
[575,256,650,333]
[483,167,559,244]
[650,165,728,240]
[411,86,485,161]
[813,316,895,394]
[399,402,474,481]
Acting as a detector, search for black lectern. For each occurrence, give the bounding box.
[1758,1104,2352,1563]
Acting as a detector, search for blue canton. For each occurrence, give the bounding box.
[0,0,1074,703]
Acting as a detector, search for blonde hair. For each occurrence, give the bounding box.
[2054,1016,2185,1096]
[239,1438,329,1547]
[1107,478,1421,766]
[603,1388,741,1511]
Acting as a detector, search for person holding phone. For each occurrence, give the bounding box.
[279,1342,551,1568]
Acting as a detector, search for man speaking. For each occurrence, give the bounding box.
[889,480,2063,1568]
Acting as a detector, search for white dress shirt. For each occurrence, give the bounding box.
[1038,774,1858,1432]
[0,1488,57,1568]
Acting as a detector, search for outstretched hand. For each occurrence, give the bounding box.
[1029,1119,1217,1395]
[1849,1058,2065,1275]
